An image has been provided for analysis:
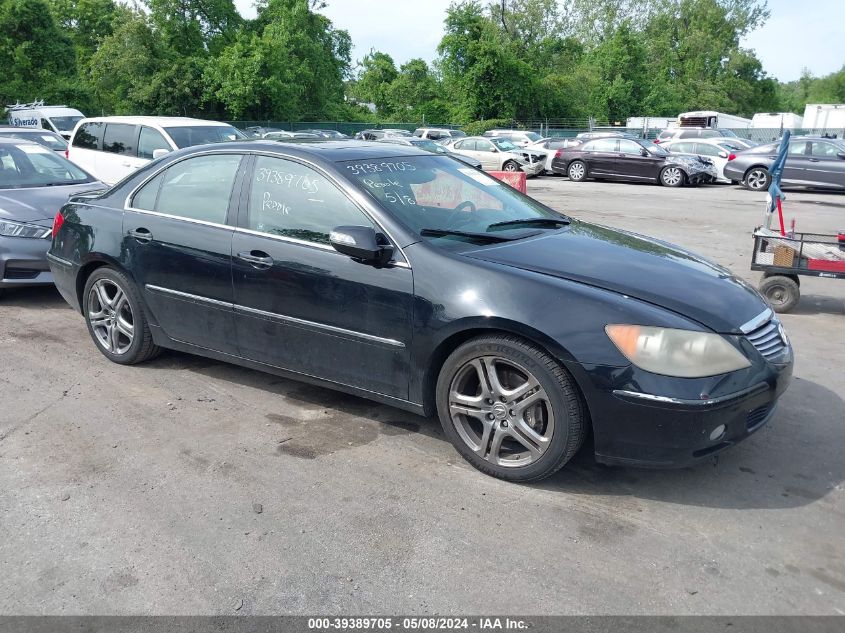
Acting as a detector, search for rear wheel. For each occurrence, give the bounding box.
[502,160,520,172]
[83,267,160,364]
[759,275,800,313]
[744,167,771,191]
[660,166,684,187]
[436,335,586,482]
[568,160,587,182]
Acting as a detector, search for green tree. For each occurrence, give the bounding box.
[350,51,399,115]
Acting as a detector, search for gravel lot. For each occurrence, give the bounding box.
[1,179,843,615]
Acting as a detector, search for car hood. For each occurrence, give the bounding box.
[464,221,767,334]
[0,182,104,225]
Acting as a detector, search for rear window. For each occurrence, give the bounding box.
[72,122,103,150]
[163,125,244,149]
[103,124,137,156]
[0,142,93,188]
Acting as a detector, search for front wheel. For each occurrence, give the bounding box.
[759,275,800,313]
[660,166,685,187]
[744,167,771,191]
[436,335,586,482]
[83,267,160,364]
[567,160,587,182]
[502,160,520,172]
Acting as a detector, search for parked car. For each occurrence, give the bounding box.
[447,136,544,176]
[243,126,282,138]
[6,102,85,139]
[526,137,584,173]
[723,137,845,191]
[413,128,466,142]
[575,131,640,140]
[67,116,246,185]
[379,137,482,169]
[298,129,349,139]
[0,126,68,153]
[0,138,102,298]
[47,140,793,481]
[483,130,543,147]
[661,137,751,182]
[655,128,737,143]
[262,131,321,140]
[354,129,386,140]
[552,137,717,185]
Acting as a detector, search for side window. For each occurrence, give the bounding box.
[588,138,617,152]
[138,127,171,159]
[476,140,494,152]
[695,144,720,156]
[148,154,242,223]
[618,140,642,155]
[73,122,103,150]
[41,119,51,130]
[103,124,137,156]
[131,172,164,211]
[788,142,809,156]
[247,156,372,245]
[810,142,840,158]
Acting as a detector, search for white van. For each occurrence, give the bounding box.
[677,110,751,130]
[6,102,85,139]
[750,112,804,129]
[67,116,245,185]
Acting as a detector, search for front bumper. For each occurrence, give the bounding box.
[0,235,54,289]
[520,161,545,176]
[569,353,793,468]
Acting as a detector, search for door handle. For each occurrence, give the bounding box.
[808,158,820,162]
[236,250,274,268]
[128,228,152,243]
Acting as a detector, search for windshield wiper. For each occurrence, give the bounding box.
[420,228,523,243]
[487,217,570,230]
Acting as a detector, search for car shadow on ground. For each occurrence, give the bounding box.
[147,349,843,512]
[787,294,845,316]
[0,286,69,310]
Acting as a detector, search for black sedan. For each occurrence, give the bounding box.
[48,141,792,481]
[723,136,845,191]
[551,137,717,186]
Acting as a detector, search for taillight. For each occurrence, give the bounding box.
[52,211,65,238]
[64,148,69,159]
[653,139,661,144]
[555,149,563,158]
[728,153,737,161]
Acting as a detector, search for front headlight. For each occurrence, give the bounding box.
[0,219,51,239]
[605,324,751,378]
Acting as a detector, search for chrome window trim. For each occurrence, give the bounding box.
[145,284,406,349]
[613,383,766,407]
[739,308,774,334]
[123,206,234,231]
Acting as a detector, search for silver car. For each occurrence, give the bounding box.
[0,138,103,298]
[447,136,545,176]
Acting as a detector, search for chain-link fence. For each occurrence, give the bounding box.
[225,121,463,136]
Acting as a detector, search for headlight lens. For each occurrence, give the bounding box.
[605,324,751,378]
[0,219,51,239]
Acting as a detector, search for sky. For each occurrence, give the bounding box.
[233,0,845,83]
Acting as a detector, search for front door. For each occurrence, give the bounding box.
[473,139,500,170]
[122,152,245,354]
[231,154,414,400]
[807,140,845,188]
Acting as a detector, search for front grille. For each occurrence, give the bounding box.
[745,317,787,361]
[747,404,772,430]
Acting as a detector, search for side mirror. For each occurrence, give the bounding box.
[640,148,649,156]
[152,148,170,159]
[719,151,728,159]
[330,225,393,265]
[838,152,845,160]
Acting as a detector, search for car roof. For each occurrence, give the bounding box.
[0,126,61,134]
[76,116,233,128]
[183,139,432,162]
[0,136,41,145]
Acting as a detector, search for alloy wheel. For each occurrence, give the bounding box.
[568,162,585,180]
[447,356,555,468]
[662,167,683,186]
[88,278,134,355]
[746,169,768,190]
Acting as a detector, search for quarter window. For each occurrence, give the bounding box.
[132,154,242,223]
[103,124,137,156]
[72,122,103,150]
[138,127,171,160]
[247,156,372,245]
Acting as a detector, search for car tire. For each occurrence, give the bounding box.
[660,166,685,187]
[744,167,771,191]
[83,267,160,365]
[567,160,587,182]
[502,160,520,172]
[759,275,800,313]
[435,335,586,482]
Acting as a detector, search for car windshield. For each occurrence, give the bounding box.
[449,130,466,138]
[340,155,565,244]
[4,131,67,151]
[164,125,245,148]
[491,138,519,151]
[719,130,738,138]
[523,132,542,142]
[0,142,93,188]
[48,115,84,133]
[646,142,669,156]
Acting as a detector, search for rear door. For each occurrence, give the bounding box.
[99,123,146,184]
[123,152,246,354]
[583,138,618,175]
[806,141,845,188]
